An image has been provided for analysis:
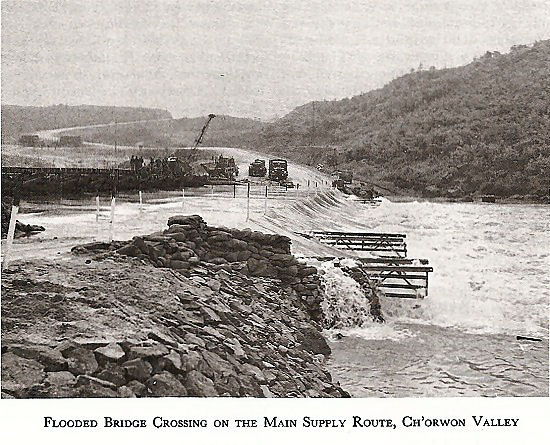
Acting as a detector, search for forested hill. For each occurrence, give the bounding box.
[242,40,550,199]
[1,104,172,142]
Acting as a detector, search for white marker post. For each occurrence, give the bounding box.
[246,182,251,222]
[139,191,143,213]
[181,188,185,210]
[2,203,19,271]
[95,196,100,222]
[108,196,116,243]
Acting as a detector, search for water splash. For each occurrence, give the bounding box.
[306,259,410,341]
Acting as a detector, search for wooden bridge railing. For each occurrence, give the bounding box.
[311,230,408,257]
[1,166,132,175]
[356,259,433,299]
[313,256,433,299]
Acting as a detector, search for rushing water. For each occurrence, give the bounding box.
[3,146,548,397]
[322,200,549,397]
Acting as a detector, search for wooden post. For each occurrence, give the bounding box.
[2,202,19,271]
[308,179,310,188]
[246,182,250,222]
[233,184,236,198]
[264,185,268,215]
[95,195,100,221]
[181,188,185,210]
[425,271,429,298]
[211,184,214,196]
[139,191,143,213]
[108,196,116,242]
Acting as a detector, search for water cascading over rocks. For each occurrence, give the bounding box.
[314,259,385,329]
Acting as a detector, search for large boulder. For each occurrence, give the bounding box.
[185,370,218,396]
[1,352,45,397]
[146,371,187,396]
[296,327,331,357]
[65,347,99,375]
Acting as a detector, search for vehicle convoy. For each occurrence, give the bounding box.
[248,159,267,177]
[268,159,288,182]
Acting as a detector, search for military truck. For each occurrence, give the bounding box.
[248,159,267,177]
[268,159,288,182]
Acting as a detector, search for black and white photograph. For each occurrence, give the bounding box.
[0,0,549,442]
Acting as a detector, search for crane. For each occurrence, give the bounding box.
[192,113,216,150]
[167,113,216,167]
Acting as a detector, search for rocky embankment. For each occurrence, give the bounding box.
[1,215,350,398]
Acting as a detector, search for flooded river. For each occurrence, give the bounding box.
[324,200,549,397]
[3,147,548,397]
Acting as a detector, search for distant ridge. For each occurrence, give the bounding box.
[58,114,264,148]
[1,104,172,142]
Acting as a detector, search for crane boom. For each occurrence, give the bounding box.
[193,113,216,150]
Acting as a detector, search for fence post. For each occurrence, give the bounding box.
[211,184,214,196]
[96,195,100,221]
[425,271,429,298]
[2,200,19,271]
[233,184,236,198]
[181,188,185,210]
[139,191,143,213]
[108,195,116,242]
[264,185,268,215]
[246,182,250,222]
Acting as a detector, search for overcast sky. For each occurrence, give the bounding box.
[2,0,549,119]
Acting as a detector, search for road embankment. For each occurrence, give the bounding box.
[1,215,350,398]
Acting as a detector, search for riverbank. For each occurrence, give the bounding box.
[1,215,353,398]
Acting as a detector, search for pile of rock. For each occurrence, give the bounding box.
[115,215,324,321]
[2,255,348,398]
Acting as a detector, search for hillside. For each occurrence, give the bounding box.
[60,115,263,148]
[241,40,550,199]
[1,104,172,142]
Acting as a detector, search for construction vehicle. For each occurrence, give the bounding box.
[248,159,267,177]
[268,159,288,182]
[201,155,239,180]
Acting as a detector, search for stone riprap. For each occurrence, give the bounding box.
[1,215,350,398]
[116,215,325,322]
